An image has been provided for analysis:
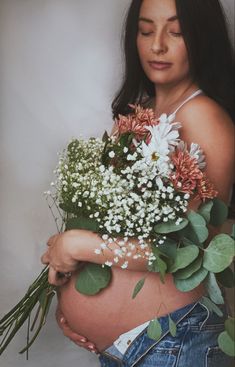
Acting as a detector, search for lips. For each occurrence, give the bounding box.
[148,61,172,70]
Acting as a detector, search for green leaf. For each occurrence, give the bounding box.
[168,315,177,337]
[203,234,235,273]
[187,211,209,243]
[169,245,199,273]
[216,267,235,288]
[102,130,109,142]
[174,267,208,292]
[149,255,167,283]
[132,278,146,299]
[75,263,111,295]
[218,331,235,357]
[225,318,235,340]
[147,318,162,340]
[119,132,134,148]
[200,296,223,317]
[66,217,99,232]
[154,219,188,234]
[182,237,196,247]
[174,256,202,279]
[158,239,177,260]
[59,202,77,214]
[210,198,228,227]
[198,200,214,223]
[205,272,224,304]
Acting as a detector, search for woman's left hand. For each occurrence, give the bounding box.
[55,306,100,354]
[41,231,79,285]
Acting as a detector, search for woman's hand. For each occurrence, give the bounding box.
[41,232,79,285]
[56,306,99,354]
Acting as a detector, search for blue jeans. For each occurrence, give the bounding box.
[99,299,234,367]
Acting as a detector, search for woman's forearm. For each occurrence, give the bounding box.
[68,229,150,272]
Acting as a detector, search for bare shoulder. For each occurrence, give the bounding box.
[176,95,234,147]
[176,95,234,202]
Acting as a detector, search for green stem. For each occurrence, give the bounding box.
[19,291,55,354]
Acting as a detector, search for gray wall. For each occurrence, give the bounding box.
[0,1,234,366]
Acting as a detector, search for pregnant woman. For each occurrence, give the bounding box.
[41,0,234,366]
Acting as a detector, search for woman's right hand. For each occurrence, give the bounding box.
[55,306,100,355]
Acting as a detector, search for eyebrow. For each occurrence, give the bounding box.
[138,15,178,23]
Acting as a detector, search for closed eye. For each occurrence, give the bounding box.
[140,31,153,36]
[170,32,182,37]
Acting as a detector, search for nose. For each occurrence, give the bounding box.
[151,31,168,54]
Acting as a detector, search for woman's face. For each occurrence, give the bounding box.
[137,0,191,87]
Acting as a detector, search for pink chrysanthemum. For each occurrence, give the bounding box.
[170,150,203,194]
[114,104,158,142]
[196,174,218,201]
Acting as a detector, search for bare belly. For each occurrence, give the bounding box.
[57,266,205,351]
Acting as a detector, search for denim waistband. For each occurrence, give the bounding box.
[101,298,205,366]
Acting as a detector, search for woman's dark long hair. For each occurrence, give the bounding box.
[111,0,235,121]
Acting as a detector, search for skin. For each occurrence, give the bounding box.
[41,0,234,354]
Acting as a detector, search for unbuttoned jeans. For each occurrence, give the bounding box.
[99,299,234,367]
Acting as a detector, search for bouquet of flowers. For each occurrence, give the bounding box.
[0,105,234,357]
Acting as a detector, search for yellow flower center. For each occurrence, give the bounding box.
[151,152,159,161]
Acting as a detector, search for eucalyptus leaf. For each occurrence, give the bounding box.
[174,267,208,292]
[218,331,235,357]
[174,256,202,280]
[132,278,146,299]
[66,217,99,232]
[182,237,196,247]
[205,272,224,304]
[150,255,167,283]
[158,240,177,260]
[225,318,235,340]
[210,198,228,227]
[154,219,188,234]
[200,296,223,317]
[169,245,199,273]
[168,316,177,337]
[187,211,209,243]
[147,319,162,341]
[179,226,201,247]
[198,200,214,223]
[203,234,235,273]
[75,263,111,295]
[216,267,235,288]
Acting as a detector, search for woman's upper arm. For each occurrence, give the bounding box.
[176,97,234,204]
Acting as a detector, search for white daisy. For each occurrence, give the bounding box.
[141,114,181,174]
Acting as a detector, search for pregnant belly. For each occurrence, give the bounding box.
[57,266,205,351]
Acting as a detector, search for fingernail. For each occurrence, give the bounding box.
[88,345,95,350]
[60,317,65,323]
[81,338,86,342]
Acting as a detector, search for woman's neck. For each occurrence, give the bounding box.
[153,80,199,118]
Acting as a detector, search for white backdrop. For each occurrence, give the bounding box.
[0,1,234,367]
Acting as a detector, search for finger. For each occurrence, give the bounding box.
[57,317,88,344]
[41,252,50,265]
[47,234,59,246]
[49,268,71,286]
[73,341,99,353]
[48,266,59,285]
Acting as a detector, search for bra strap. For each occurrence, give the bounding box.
[171,89,203,116]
